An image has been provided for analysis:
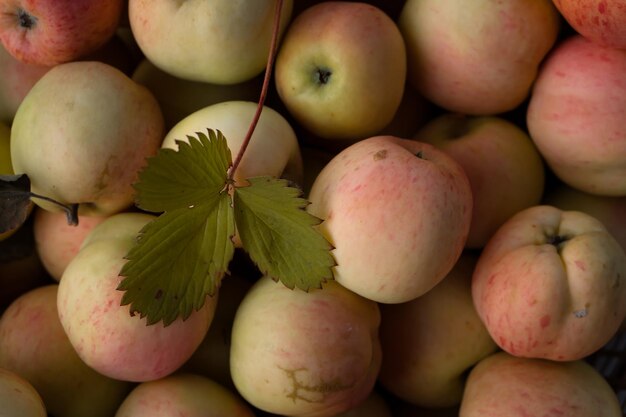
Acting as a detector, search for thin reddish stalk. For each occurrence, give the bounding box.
[228,0,284,182]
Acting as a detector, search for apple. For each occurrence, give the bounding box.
[230,276,382,417]
[32,208,109,281]
[307,135,472,304]
[10,60,165,216]
[128,0,294,84]
[0,285,133,417]
[0,368,47,417]
[415,114,546,248]
[57,212,218,382]
[0,44,50,124]
[0,0,125,66]
[526,34,626,196]
[161,100,303,187]
[398,0,560,115]
[459,351,622,416]
[552,0,626,50]
[132,58,264,130]
[274,1,407,140]
[472,204,626,361]
[542,181,626,252]
[378,253,498,408]
[114,373,255,417]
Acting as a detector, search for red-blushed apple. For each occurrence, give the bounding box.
[0,44,49,124]
[526,34,626,196]
[459,352,622,416]
[230,276,382,417]
[472,205,626,361]
[114,373,255,417]
[415,114,546,248]
[0,367,46,417]
[132,58,263,130]
[128,0,293,84]
[399,0,560,115]
[378,253,498,408]
[57,212,218,382]
[0,0,125,66]
[33,208,109,281]
[307,135,472,304]
[0,285,133,417]
[10,61,165,216]
[274,2,407,141]
[552,0,626,49]
[161,100,303,188]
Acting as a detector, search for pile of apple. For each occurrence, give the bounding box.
[0,0,625,416]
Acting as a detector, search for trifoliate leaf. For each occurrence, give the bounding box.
[0,174,34,235]
[133,129,232,213]
[234,176,335,291]
[118,130,235,326]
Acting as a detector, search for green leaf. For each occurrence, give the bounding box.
[133,129,232,213]
[0,174,34,235]
[118,191,235,326]
[234,176,335,291]
[118,130,235,326]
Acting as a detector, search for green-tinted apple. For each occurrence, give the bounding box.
[128,0,293,84]
[378,253,498,408]
[230,276,381,417]
[275,2,407,140]
[11,61,165,216]
[0,368,46,417]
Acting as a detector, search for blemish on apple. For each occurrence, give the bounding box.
[373,149,387,161]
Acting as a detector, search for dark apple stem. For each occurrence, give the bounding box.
[29,192,79,225]
[227,0,284,183]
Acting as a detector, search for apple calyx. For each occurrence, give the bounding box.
[16,9,37,30]
[545,232,570,251]
[313,67,332,85]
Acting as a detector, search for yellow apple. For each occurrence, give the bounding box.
[274,2,407,140]
[0,368,47,417]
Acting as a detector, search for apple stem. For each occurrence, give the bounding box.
[28,192,79,225]
[227,0,284,183]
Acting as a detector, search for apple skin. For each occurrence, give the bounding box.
[128,0,293,84]
[230,276,382,417]
[0,368,47,417]
[415,114,546,249]
[527,34,626,196]
[10,60,165,216]
[378,253,498,408]
[552,0,626,49]
[459,352,622,416]
[161,100,303,188]
[0,285,133,417]
[399,0,560,115]
[132,58,263,130]
[0,0,124,66]
[307,135,472,304]
[57,212,218,382]
[274,1,407,140]
[114,373,255,417]
[472,205,626,361]
[32,208,109,281]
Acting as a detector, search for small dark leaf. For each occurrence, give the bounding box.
[0,174,34,235]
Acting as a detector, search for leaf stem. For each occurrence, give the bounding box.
[227,0,284,182]
[29,192,79,225]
